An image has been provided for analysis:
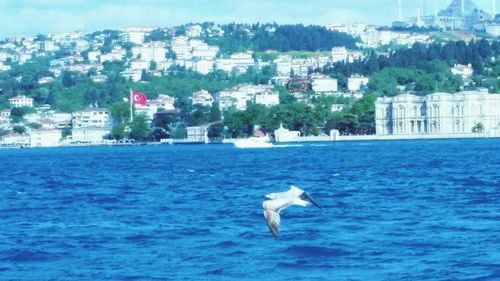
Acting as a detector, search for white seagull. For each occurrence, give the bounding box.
[263,185,322,238]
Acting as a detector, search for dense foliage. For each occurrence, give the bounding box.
[325,39,500,93]
[204,23,359,55]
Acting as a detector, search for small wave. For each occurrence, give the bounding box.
[273,144,304,148]
[214,240,238,248]
[125,234,152,243]
[1,249,58,263]
[205,268,225,275]
[283,245,350,258]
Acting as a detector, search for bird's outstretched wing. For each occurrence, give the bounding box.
[263,207,281,238]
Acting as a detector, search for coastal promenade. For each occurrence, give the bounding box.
[2,132,500,149]
[222,131,500,144]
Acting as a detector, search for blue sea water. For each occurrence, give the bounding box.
[0,139,499,281]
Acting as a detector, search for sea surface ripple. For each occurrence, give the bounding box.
[0,139,499,280]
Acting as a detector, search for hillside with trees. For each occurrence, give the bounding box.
[0,21,499,141]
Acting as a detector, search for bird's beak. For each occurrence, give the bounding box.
[303,192,322,209]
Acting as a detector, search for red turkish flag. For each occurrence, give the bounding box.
[131,90,147,105]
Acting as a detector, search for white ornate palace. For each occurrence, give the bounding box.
[375,90,500,135]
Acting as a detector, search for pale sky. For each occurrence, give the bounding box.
[0,0,495,37]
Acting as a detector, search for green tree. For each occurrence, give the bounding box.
[27,122,42,129]
[209,101,221,122]
[207,122,224,138]
[128,113,150,141]
[62,126,72,138]
[171,123,187,139]
[110,101,131,124]
[12,125,26,134]
[10,107,33,123]
[149,61,157,71]
[110,123,126,140]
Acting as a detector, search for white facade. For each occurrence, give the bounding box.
[88,51,101,63]
[274,56,292,76]
[219,90,247,111]
[0,133,30,147]
[30,129,61,147]
[485,23,500,36]
[186,25,203,38]
[130,60,150,70]
[191,90,214,107]
[71,127,110,144]
[274,124,301,142]
[375,91,500,135]
[121,31,146,45]
[186,125,209,143]
[193,59,214,75]
[100,47,125,63]
[219,84,277,111]
[348,75,370,91]
[72,108,110,128]
[331,47,348,63]
[135,94,175,120]
[254,90,279,107]
[311,74,338,94]
[131,43,166,63]
[9,95,34,107]
[451,64,473,81]
[121,70,142,82]
[215,52,255,73]
[192,45,219,60]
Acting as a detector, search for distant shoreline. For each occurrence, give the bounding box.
[1,132,499,150]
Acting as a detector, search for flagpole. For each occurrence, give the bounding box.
[130,88,133,122]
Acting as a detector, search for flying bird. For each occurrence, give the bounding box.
[263,185,321,238]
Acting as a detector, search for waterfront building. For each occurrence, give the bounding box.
[274,123,301,142]
[72,108,110,129]
[30,129,62,147]
[0,133,30,147]
[375,90,500,135]
[186,125,209,143]
[9,95,33,107]
[70,127,110,144]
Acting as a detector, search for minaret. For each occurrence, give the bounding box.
[493,0,497,16]
[461,0,465,16]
